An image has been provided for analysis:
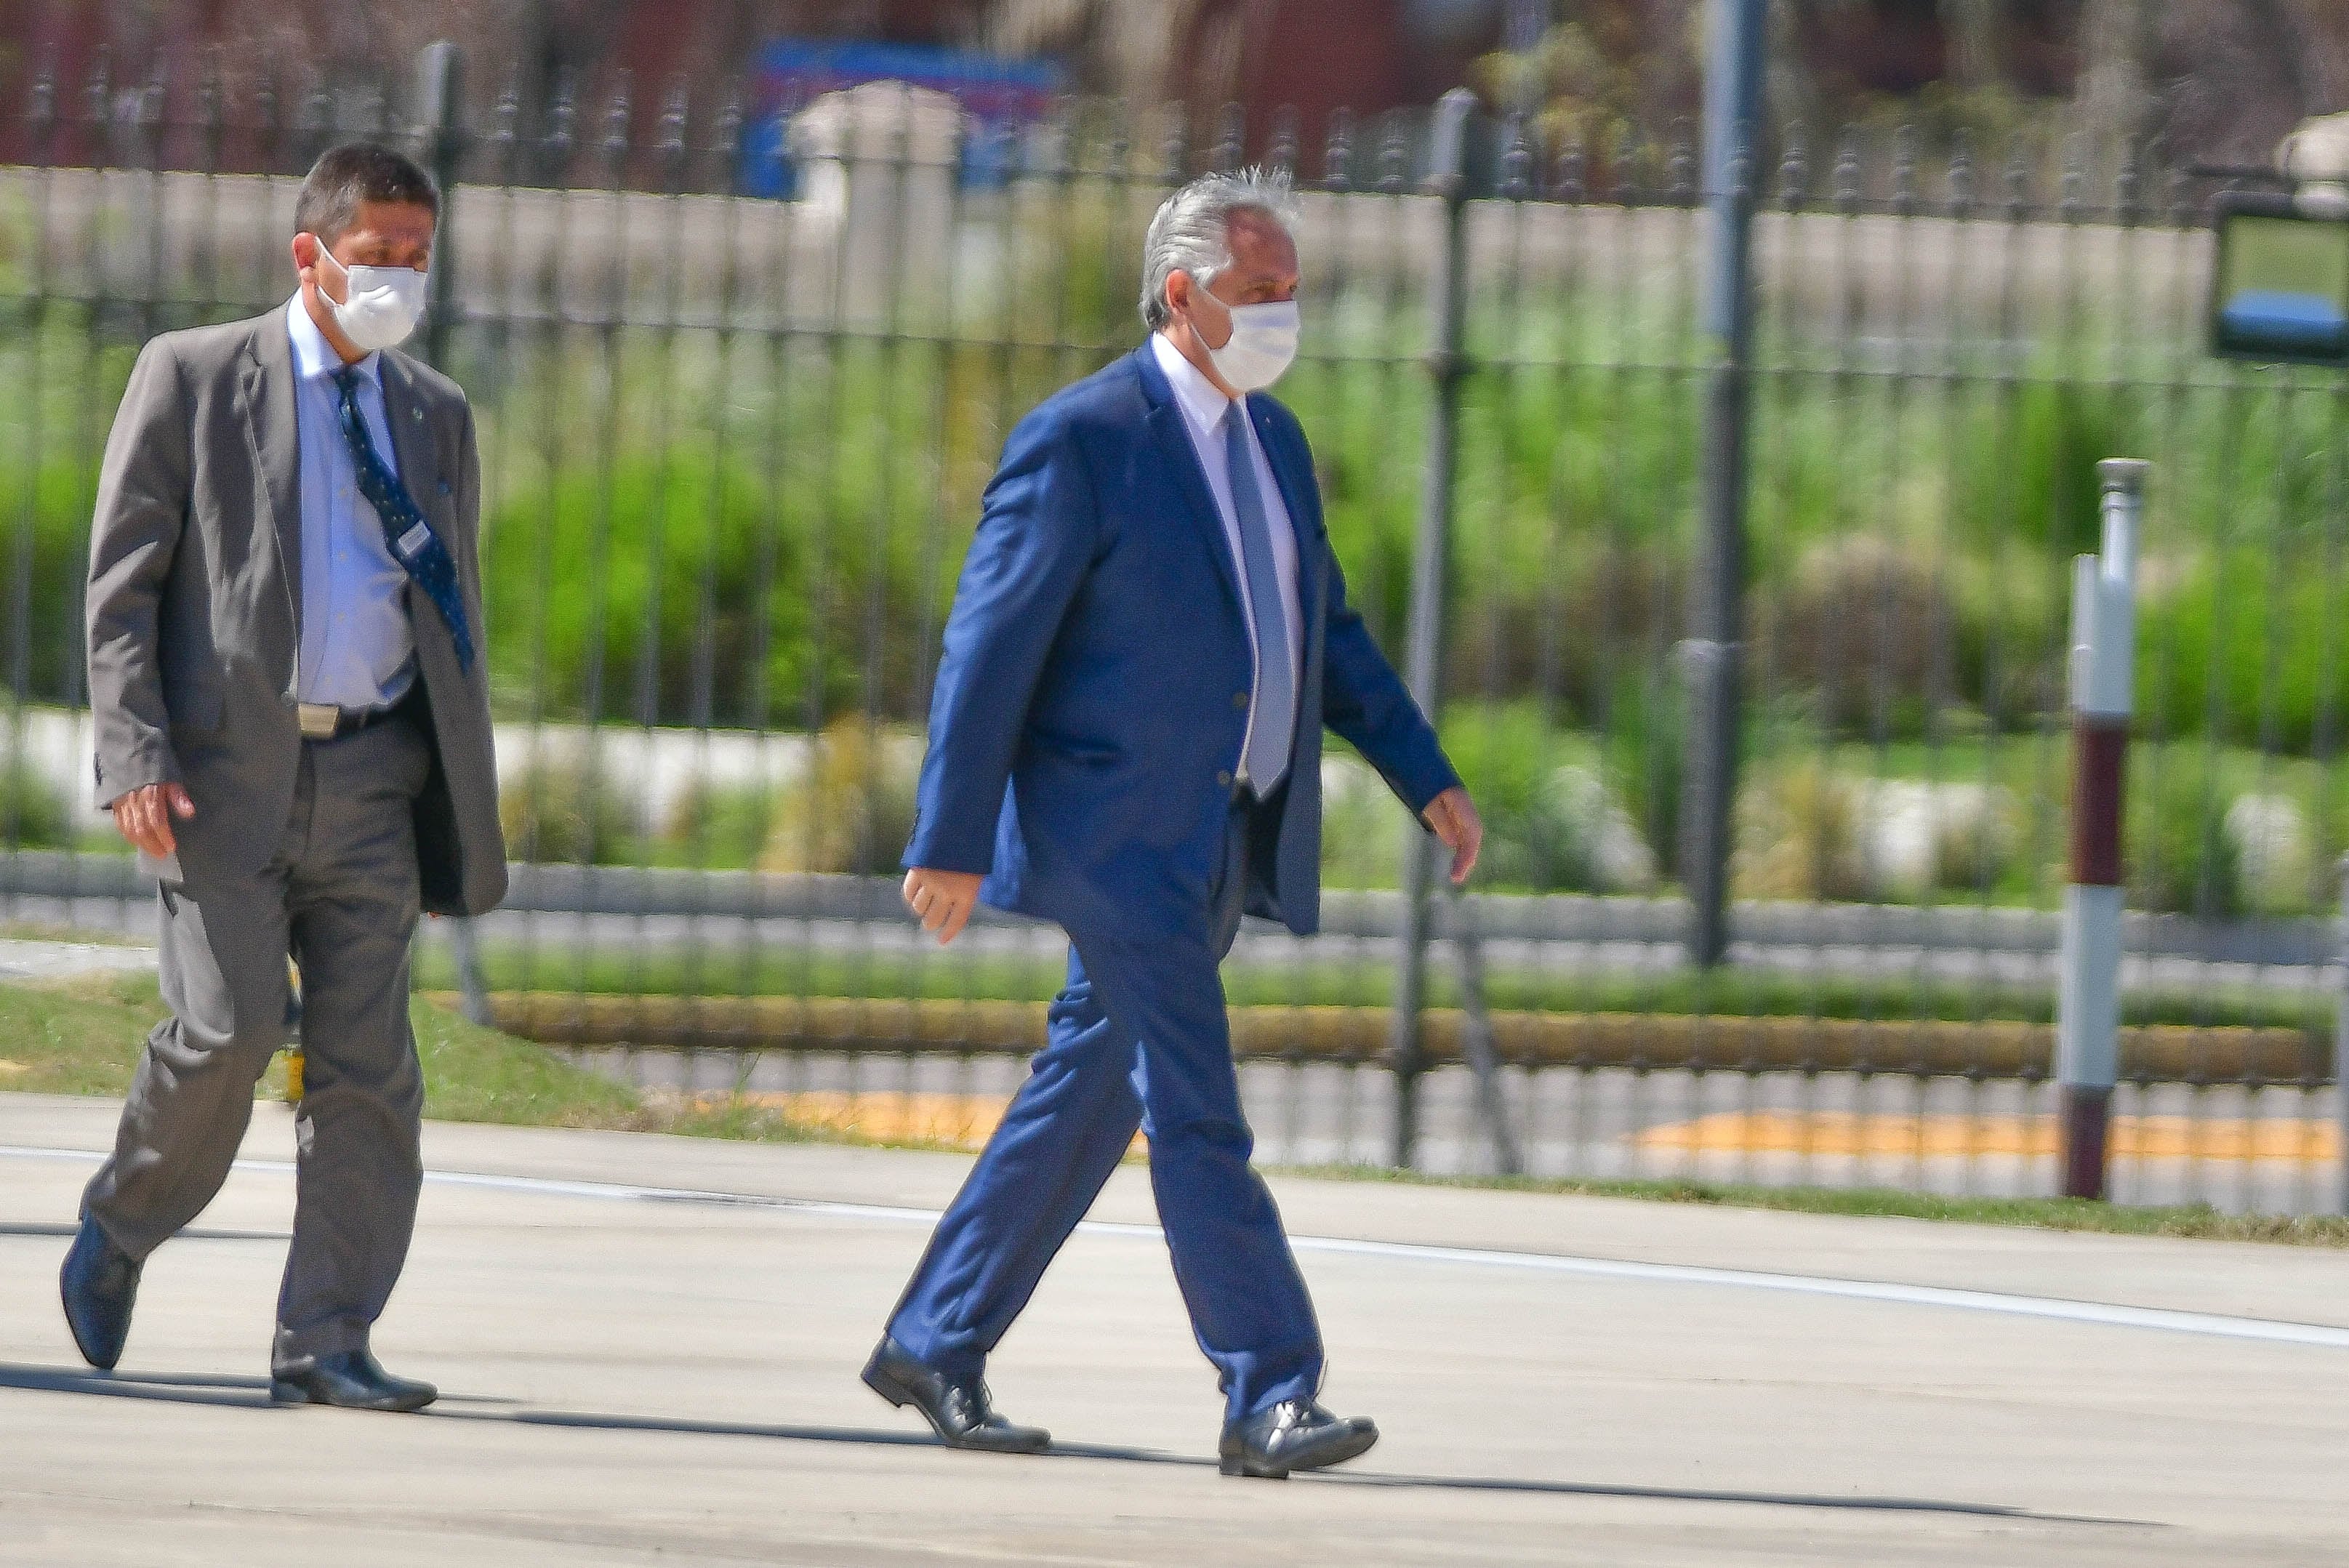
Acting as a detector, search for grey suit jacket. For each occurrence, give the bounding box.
[85,307,507,917]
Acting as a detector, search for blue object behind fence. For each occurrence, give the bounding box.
[737,40,1063,198]
[2219,289,2349,358]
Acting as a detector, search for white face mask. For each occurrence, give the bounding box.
[313,242,428,353]
[1189,280,1299,393]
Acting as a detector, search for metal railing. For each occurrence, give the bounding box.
[3,47,2345,1213]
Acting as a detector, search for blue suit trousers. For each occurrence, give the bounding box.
[885,794,1323,1420]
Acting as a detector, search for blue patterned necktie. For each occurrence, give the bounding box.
[331,366,475,675]
[1222,403,1294,791]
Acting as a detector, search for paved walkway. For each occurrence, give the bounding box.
[1,1092,2345,1565]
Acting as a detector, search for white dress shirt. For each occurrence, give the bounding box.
[286,295,416,710]
[1149,331,1303,784]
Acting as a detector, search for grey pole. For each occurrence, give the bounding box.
[1388,88,1476,1169]
[414,41,465,373]
[1448,889,1524,1176]
[2055,459,2147,1200]
[413,39,491,1025]
[1681,0,1768,967]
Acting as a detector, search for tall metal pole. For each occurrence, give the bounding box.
[415,41,465,372]
[1681,0,1767,967]
[1389,88,1476,1169]
[2056,459,2147,1200]
[414,39,491,1025]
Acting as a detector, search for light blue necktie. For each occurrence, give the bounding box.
[1223,404,1294,792]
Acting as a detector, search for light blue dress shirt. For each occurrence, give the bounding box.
[286,295,416,709]
[1148,331,1301,785]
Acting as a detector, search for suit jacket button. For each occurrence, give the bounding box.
[1216,770,1233,788]
[1232,691,1249,709]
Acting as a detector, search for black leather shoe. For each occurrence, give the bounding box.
[270,1350,438,1412]
[60,1215,140,1371]
[1219,1399,1379,1479]
[862,1336,1049,1453]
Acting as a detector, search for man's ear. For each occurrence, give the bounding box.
[292,231,318,274]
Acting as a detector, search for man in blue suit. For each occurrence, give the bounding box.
[864,169,1482,1480]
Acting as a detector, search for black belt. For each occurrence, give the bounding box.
[295,688,417,741]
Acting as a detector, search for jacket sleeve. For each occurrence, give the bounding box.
[85,336,193,808]
[1320,545,1463,819]
[904,410,1099,874]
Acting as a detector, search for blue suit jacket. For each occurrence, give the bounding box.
[904,342,1461,941]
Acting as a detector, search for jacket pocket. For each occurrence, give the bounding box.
[1025,726,1121,766]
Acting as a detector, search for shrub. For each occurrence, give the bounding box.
[2125,747,2241,918]
[0,760,71,850]
[1437,703,1650,893]
[1851,779,2023,900]
[1604,668,1685,881]
[1735,757,1866,902]
[1758,536,1957,739]
[659,780,783,871]
[498,755,638,866]
[760,717,920,875]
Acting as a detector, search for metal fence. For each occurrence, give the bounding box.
[4,49,2347,1214]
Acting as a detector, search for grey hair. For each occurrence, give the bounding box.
[1138,167,1300,331]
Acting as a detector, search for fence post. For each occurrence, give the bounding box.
[1448,889,1524,1176]
[2337,856,2349,1215]
[414,40,464,371]
[1387,87,1475,1170]
[1682,0,1769,968]
[411,39,490,1024]
[2056,457,2147,1200]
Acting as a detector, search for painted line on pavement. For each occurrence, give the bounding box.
[6,1141,2347,1351]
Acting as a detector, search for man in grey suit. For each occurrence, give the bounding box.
[60,142,505,1412]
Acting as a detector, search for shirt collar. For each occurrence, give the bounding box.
[1151,331,1240,441]
[285,293,382,386]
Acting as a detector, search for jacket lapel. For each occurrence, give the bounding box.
[378,353,443,534]
[239,318,302,646]
[1133,345,1246,620]
[377,354,461,671]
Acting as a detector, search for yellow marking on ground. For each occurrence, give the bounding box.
[676,1090,1153,1155]
[1637,1111,2342,1163]
[755,1090,1011,1148]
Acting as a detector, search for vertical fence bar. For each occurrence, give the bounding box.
[411,39,491,1024]
[1682,0,1767,967]
[2057,458,2147,1200]
[1386,87,1475,1170]
[415,41,464,373]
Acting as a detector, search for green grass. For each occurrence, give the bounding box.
[411,938,2340,1041]
[0,971,820,1141]
[7,974,2340,1244]
[1284,1165,2349,1247]
[0,921,142,945]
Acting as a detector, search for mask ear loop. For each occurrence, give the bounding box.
[1181,268,1231,347]
[305,235,352,307]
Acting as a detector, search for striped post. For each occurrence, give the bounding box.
[2336,856,2349,1216]
[2056,459,2148,1200]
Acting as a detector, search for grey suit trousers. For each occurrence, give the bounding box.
[81,710,434,1372]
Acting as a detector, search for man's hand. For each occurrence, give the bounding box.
[1422,786,1482,885]
[110,782,195,859]
[902,867,985,946]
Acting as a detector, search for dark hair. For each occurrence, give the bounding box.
[293,141,439,245]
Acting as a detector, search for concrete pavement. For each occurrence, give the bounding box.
[2,1090,2346,1565]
